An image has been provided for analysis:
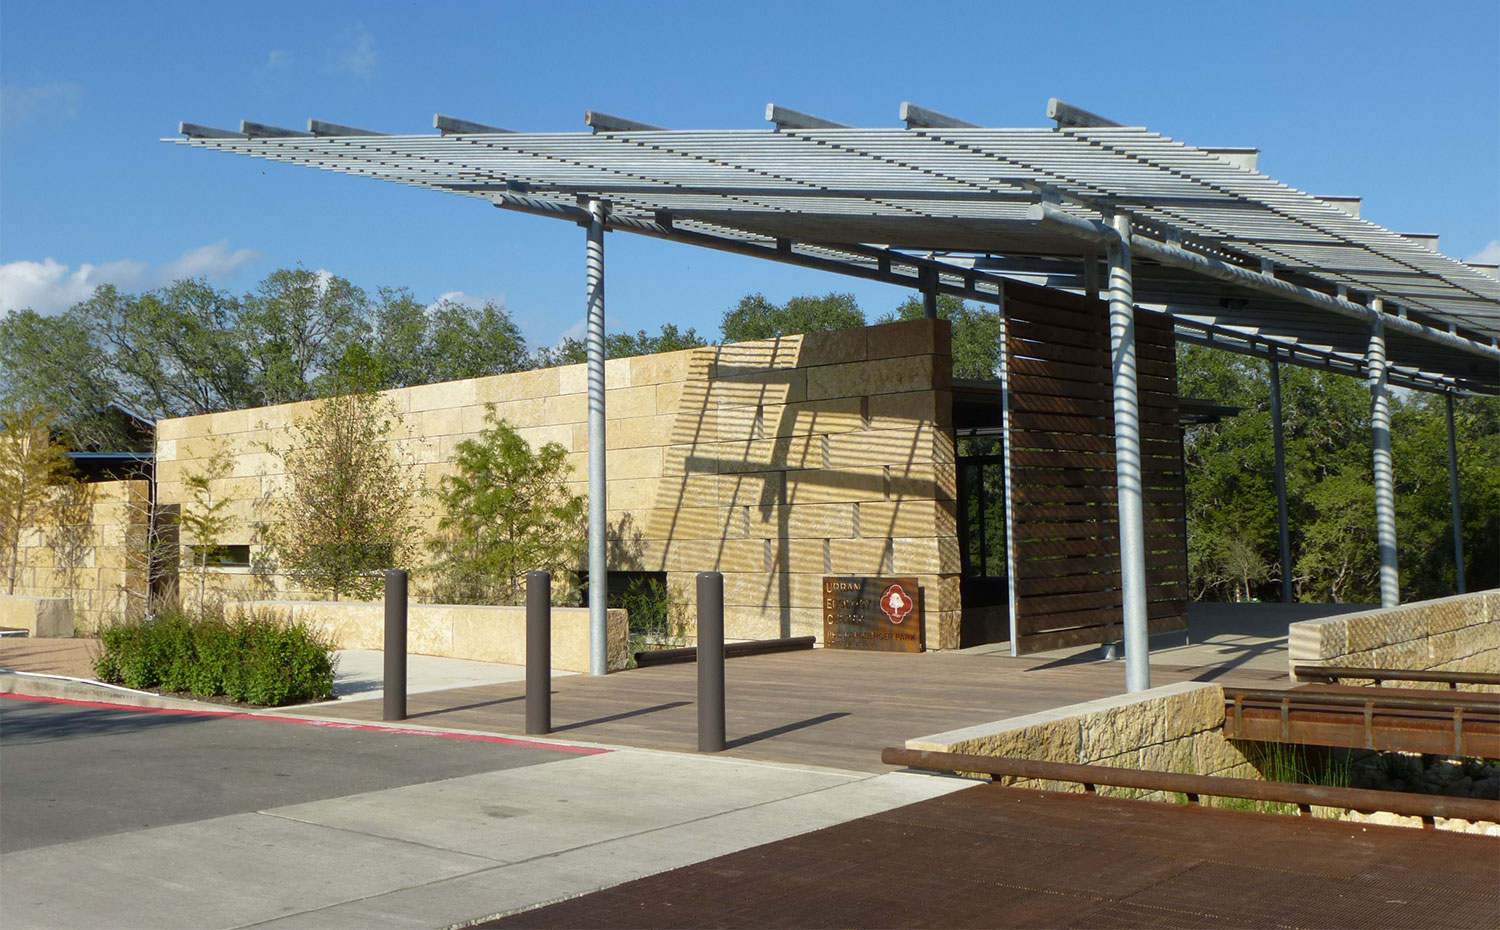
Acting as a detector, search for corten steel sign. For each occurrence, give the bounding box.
[822,576,923,652]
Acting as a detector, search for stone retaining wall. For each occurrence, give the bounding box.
[907,682,1256,797]
[240,600,629,673]
[0,596,75,637]
[1288,590,1500,689]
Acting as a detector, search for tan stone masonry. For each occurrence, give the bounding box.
[1288,590,1500,689]
[155,319,962,647]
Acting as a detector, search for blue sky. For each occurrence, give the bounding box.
[2,0,1497,350]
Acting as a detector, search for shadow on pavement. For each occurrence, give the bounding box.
[0,698,217,745]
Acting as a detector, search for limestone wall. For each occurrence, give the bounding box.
[0,596,74,637]
[1288,590,1500,689]
[241,600,629,673]
[907,682,1256,796]
[5,480,151,632]
[156,320,962,647]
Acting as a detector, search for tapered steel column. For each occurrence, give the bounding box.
[586,199,608,675]
[1445,393,1466,594]
[1367,310,1399,607]
[921,268,938,319]
[1107,214,1150,693]
[1269,355,1292,603]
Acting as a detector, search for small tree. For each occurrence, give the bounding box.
[0,408,74,595]
[427,409,584,604]
[179,445,234,607]
[271,391,420,600]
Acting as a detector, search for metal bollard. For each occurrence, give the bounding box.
[526,570,552,735]
[383,569,408,722]
[697,571,726,752]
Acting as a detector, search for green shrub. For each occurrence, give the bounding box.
[94,606,337,707]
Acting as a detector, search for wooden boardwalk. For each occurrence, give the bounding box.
[309,648,1285,773]
[485,783,1500,929]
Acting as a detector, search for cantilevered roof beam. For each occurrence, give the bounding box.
[1031,203,1500,364]
[434,114,512,135]
[1046,97,1122,128]
[178,122,246,139]
[239,120,312,138]
[308,120,384,137]
[585,110,664,133]
[899,102,976,129]
[765,103,848,130]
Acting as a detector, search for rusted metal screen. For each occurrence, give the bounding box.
[1003,281,1188,653]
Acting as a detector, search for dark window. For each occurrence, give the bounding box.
[187,545,251,568]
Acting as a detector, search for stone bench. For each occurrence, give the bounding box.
[0,596,75,638]
[238,600,629,673]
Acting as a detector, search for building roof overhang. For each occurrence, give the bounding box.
[169,101,1500,395]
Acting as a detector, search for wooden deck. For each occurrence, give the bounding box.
[307,648,1285,773]
[484,783,1500,929]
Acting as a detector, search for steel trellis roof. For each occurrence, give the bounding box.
[168,111,1500,394]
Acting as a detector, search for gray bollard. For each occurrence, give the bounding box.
[383,569,408,722]
[697,571,726,752]
[526,570,552,735]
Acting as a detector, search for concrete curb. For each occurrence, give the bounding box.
[0,671,220,711]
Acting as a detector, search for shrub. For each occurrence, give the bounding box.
[94,605,337,706]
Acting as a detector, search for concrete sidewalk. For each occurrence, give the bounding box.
[0,694,973,930]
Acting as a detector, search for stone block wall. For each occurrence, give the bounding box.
[6,480,150,632]
[0,596,75,637]
[156,319,963,647]
[907,682,1256,797]
[1288,590,1500,690]
[240,600,629,673]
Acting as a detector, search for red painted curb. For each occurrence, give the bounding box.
[0,691,609,755]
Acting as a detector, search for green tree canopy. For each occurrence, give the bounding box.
[426,410,585,604]
[532,323,708,368]
[0,268,535,442]
[720,292,865,342]
[1178,343,1498,602]
[270,391,421,600]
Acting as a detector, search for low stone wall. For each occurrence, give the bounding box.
[240,600,630,673]
[1288,590,1500,688]
[907,682,1256,796]
[0,596,75,638]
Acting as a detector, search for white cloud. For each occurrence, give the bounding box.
[426,290,506,315]
[1464,240,1500,266]
[0,81,82,128]
[0,258,147,315]
[263,49,293,71]
[0,242,261,316]
[160,241,261,281]
[328,25,377,80]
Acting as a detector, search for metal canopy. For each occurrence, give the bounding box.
[170,102,1500,394]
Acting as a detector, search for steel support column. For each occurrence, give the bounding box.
[586,199,608,675]
[1367,310,1399,608]
[1445,393,1466,594]
[1107,215,1150,693]
[1269,355,1292,602]
[921,267,938,319]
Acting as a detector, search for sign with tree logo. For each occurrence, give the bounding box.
[822,576,923,652]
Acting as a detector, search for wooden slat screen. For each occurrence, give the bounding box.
[1004,282,1188,654]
